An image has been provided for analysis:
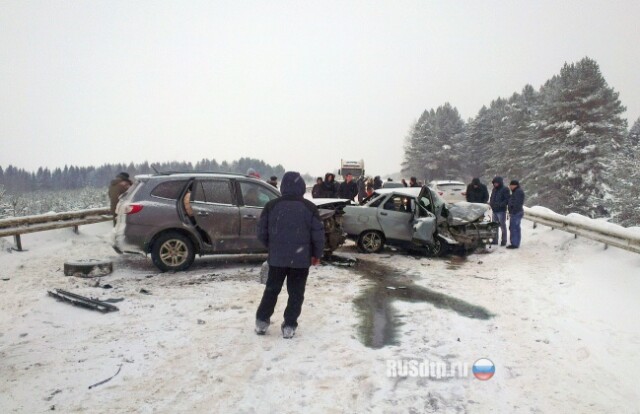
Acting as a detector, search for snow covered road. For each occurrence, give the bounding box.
[1,222,639,413]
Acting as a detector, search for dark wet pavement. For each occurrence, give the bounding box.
[350,258,494,349]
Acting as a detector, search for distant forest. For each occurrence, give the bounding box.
[0,157,287,194]
[402,57,640,225]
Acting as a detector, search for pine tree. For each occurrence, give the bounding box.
[401,103,465,181]
[525,57,627,216]
[465,98,508,180]
[401,110,430,177]
[628,117,640,150]
[502,85,540,181]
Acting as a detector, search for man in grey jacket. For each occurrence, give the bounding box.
[255,171,325,338]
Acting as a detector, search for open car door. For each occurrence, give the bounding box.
[411,188,438,245]
[412,210,437,245]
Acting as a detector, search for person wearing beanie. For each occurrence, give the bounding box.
[466,177,489,203]
[507,180,525,249]
[255,171,325,339]
[267,175,278,188]
[489,176,510,246]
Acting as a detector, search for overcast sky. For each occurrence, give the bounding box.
[1,0,638,177]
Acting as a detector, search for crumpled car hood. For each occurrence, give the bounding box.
[446,202,489,225]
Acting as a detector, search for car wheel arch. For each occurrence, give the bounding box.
[357,229,386,253]
[148,228,202,255]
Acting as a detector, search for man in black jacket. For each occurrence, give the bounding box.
[373,176,383,190]
[338,173,358,201]
[255,171,325,339]
[507,180,525,249]
[466,178,489,203]
[489,176,510,246]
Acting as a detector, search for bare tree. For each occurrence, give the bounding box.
[8,194,27,217]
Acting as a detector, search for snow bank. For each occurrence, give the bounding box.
[1,221,640,412]
[526,205,640,241]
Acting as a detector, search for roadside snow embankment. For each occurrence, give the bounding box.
[1,220,639,413]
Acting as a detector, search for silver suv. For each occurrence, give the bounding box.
[114,172,347,271]
[114,172,281,271]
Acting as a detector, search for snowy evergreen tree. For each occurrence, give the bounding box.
[465,98,509,180]
[402,103,465,181]
[628,117,640,151]
[501,85,540,181]
[401,110,430,177]
[464,106,493,179]
[609,117,640,225]
[524,57,627,216]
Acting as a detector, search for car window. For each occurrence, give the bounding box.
[383,195,412,213]
[430,188,447,211]
[193,180,233,205]
[150,180,188,200]
[418,196,433,215]
[368,194,385,208]
[239,182,278,208]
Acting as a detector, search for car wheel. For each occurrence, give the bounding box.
[151,232,195,272]
[429,236,450,257]
[357,230,384,253]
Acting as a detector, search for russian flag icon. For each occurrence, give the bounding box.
[472,358,495,381]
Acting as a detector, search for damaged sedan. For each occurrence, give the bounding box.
[341,186,498,256]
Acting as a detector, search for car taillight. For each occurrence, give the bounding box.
[461,192,466,196]
[438,191,444,196]
[125,204,144,215]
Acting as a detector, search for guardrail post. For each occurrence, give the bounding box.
[73,225,79,234]
[13,234,23,251]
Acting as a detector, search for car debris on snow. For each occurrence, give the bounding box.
[47,289,119,313]
[88,364,123,390]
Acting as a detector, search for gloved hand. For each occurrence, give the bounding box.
[311,257,321,266]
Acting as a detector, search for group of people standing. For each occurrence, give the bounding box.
[466,176,525,249]
[311,173,369,201]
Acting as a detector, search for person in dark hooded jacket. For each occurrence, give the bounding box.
[466,178,489,203]
[255,171,325,339]
[507,180,525,249]
[373,176,383,190]
[311,177,323,198]
[319,173,338,198]
[489,176,510,246]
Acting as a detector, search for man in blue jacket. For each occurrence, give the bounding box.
[507,180,525,249]
[255,171,325,338]
[489,176,510,246]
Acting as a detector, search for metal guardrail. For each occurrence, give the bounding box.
[0,207,113,251]
[524,206,640,254]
